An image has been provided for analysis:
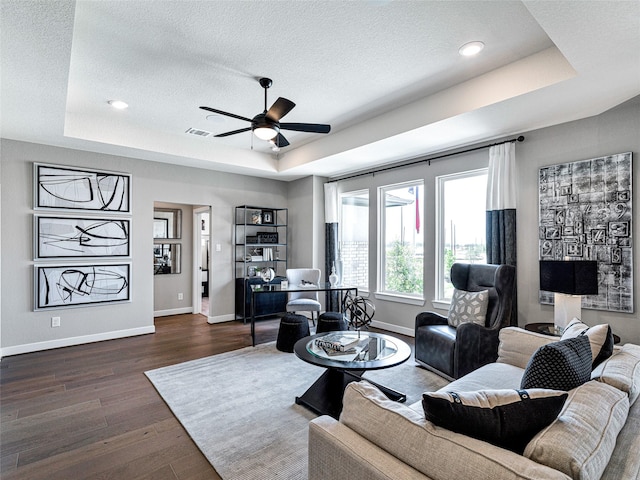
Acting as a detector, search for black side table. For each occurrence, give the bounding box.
[524,322,620,344]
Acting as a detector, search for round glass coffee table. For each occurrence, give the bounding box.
[293,331,411,419]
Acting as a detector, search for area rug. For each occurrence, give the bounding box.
[145,341,448,480]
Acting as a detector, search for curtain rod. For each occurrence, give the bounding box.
[327,135,525,183]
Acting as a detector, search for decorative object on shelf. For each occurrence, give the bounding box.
[261,267,275,283]
[329,262,339,287]
[246,235,259,244]
[257,232,278,243]
[262,209,275,224]
[342,293,375,332]
[250,246,263,261]
[251,211,262,224]
[539,260,598,333]
[247,266,256,277]
[538,152,632,313]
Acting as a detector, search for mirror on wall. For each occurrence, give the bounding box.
[153,208,182,239]
[154,244,181,274]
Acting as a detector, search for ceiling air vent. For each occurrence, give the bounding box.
[185,127,212,137]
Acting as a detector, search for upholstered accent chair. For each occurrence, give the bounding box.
[415,263,516,380]
[286,268,322,325]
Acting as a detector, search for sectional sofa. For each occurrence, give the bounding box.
[308,326,640,480]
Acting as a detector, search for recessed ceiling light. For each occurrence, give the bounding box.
[459,41,485,57]
[108,100,129,110]
[206,114,226,123]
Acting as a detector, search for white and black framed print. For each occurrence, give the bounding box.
[539,152,633,313]
[262,209,274,224]
[35,263,131,310]
[35,215,131,259]
[34,163,131,213]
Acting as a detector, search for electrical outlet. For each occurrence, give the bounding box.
[51,316,61,327]
[215,243,221,252]
[178,293,184,300]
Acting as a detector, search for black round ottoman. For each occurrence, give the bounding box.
[276,313,310,352]
[316,311,348,333]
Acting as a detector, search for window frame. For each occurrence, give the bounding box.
[338,188,370,292]
[376,179,424,303]
[435,168,488,303]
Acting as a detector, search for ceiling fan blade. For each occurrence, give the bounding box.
[272,133,290,148]
[266,97,296,121]
[199,106,252,123]
[280,122,331,134]
[214,127,252,138]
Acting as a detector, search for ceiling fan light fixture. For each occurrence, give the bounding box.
[253,126,279,140]
[458,41,485,57]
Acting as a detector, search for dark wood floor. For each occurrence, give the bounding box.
[0,314,284,480]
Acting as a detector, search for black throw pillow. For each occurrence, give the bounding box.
[521,335,592,391]
[422,389,568,454]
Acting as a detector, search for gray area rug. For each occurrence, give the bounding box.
[145,341,448,480]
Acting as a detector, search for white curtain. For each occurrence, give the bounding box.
[324,182,340,310]
[324,182,339,223]
[486,142,516,211]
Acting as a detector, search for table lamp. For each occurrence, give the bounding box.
[539,260,598,333]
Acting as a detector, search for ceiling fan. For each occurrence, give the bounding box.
[200,77,331,149]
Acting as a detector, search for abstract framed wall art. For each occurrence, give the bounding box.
[35,263,131,310]
[538,152,633,313]
[34,163,131,213]
[35,216,131,259]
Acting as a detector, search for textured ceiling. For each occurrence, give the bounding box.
[1,1,639,180]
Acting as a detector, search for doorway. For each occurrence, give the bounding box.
[193,207,211,318]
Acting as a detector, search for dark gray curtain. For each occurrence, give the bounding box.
[486,209,517,266]
[486,143,518,325]
[325,222,340,311]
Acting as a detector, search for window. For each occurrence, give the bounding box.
[436,170,487,301]
[379,181,423,297]
[339,190,369,290]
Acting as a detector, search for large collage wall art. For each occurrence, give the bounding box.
[33,163,132,310]
[538,152,633,313]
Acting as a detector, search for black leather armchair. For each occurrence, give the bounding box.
[415,263,516,380]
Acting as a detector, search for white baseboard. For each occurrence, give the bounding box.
[370,319,414,337]
[0,325,156,358]
[154,307,193,317]
[207,313,236,324]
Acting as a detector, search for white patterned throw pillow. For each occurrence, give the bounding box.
[447,289,489,327]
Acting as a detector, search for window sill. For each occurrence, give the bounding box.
[374,291,425,306]
[430,299,451,312]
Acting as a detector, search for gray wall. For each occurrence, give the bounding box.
[1,97,638,356]
[0,140,289,355]
[332,97,640,345]
[516,98,640,344]
[288,176,316,271]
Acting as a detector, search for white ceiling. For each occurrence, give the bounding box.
[2,0,639,181]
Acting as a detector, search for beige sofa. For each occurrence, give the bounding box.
[309,327,640,480]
